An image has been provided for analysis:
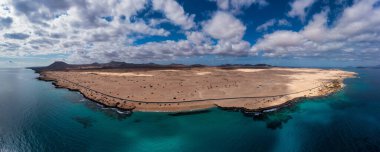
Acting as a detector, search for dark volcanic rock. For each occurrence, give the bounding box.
[46,61,71,70]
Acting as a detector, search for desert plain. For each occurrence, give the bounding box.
[39,67,356,112]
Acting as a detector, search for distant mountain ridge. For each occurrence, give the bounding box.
[28,61,273,72]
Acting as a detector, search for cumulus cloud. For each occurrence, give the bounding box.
[67,38,252,64]
[252,0,380,61]
[1,0,380,65]
[288,0,316,21]
[66,10,252,64]
[11,0,71,26]
[185,31,210,45]
[201,11,252,55]
[152,0,195,30]
[203,11,246,41]
[66,40,203,63]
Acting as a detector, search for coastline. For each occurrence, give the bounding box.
[38,76,135,111]
[33,67,356,113]
[39,75,349,114]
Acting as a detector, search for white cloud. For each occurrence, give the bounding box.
[214,0,230,10]
[214,40,251,55]
[186,31,210,45]
[288,0,316,21]
[212,0,268,14]
[252,0,380,61]
[201,11,251,55]
[256,19,276,32]
[203,11,246,41]
[278,19,291,26]
[152,0,195,30]
[256,18,292,32]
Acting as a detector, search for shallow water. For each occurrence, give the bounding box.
[0,68,380,152]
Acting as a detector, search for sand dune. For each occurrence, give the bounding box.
[196,72,212,75]
[82,72,153,77]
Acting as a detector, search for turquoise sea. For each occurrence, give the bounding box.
[1,68,380,152]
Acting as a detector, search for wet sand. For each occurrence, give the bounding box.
[38,67,356,112]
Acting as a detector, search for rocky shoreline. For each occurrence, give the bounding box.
[37,74,135,111]
[221,88,345,116]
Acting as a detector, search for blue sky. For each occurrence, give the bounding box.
[1,0,380,67]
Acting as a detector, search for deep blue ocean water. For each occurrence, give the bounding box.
[1,68,380,152]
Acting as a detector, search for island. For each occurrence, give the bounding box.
[30,62,356,112]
